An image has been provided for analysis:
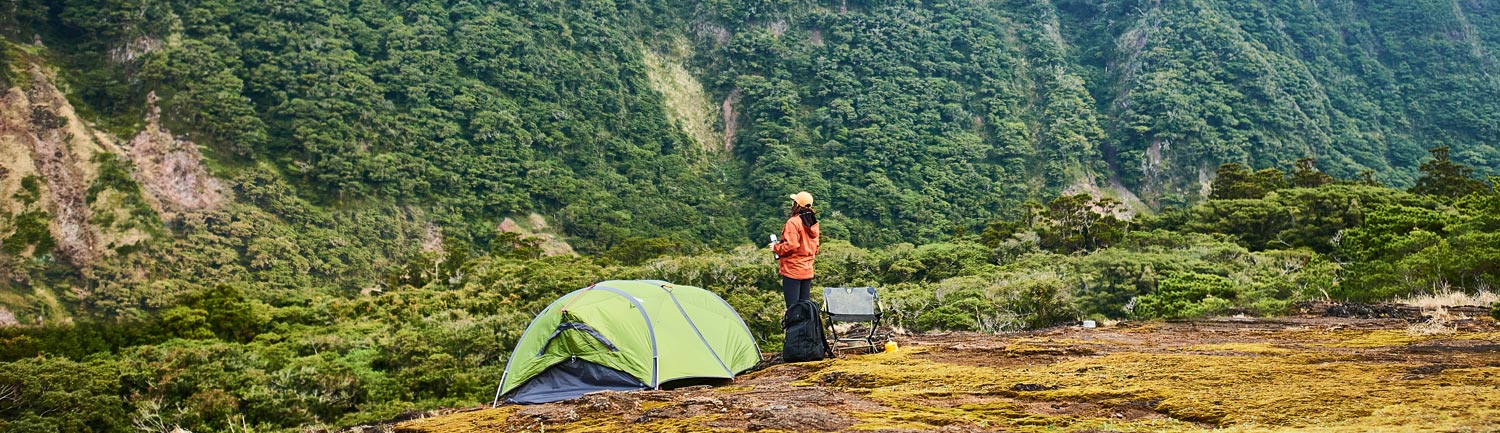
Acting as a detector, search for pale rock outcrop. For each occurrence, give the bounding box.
[125,92,224,219]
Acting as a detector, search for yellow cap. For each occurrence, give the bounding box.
[790,191,814,206]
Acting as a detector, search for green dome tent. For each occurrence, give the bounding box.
[493,280,761,404]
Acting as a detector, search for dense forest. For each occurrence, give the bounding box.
[3,0,1500,431]
[6,0,1500,250]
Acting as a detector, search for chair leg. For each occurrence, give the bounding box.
[827,318,839,356]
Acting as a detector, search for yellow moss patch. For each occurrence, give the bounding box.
[394,406,737,433]
[807,339,1500,432]
[394,406,520,432]
[404,325,1500,433]
[1450,331,1500,342]
[851,401,1039,429]
[1183,343,1294,354]
[1118,322,1165,333]
[1011,336,1118,348]
[1315,330,1419,348]
[574,414,740,433]
[1002,342,1064,356]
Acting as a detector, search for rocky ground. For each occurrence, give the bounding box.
[390,310,1500,433]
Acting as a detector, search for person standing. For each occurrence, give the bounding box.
[773,191,821,309]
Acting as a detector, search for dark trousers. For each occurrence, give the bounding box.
[782,276,812,309]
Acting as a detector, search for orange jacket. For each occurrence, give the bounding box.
[773,215,820,280]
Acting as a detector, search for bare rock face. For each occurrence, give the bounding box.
[126,92,224,219]
[0,65,102,266]
[107,37,163,64]
[495,214,575,256]
[722,89,741,152]
[0,306,18,326]
[0,57,222,266]
[420,221,443,253]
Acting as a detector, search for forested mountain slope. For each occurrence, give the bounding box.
[5,0,1499,253]
[707,0,1500,241]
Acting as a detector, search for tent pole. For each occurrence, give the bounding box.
[491,379,505,407]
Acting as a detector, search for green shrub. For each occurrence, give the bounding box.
[915,301,983,332]
[16,175,41,204]
[1002,275,1077,329]
[882,242,994,283]
[158,307,214,340]
[182,284,268,342]
[603,237,698,265]
[0,357,128,433]
[2,210,54,255]
[1134,272,1238,320]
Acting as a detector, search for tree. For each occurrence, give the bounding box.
[1037,194,1128,254]
[491,232,544,260]
[1291,157,1334,188]
[1134,272,1237,319]
[1210,163,1286,199]
[183,285,266,342]
[1337,204,1454,300]
[158,307,214,340]
[979,219,1024,248]
[1182,198,1292,251]
[1410,147,1486,199]
[0,357,129,433]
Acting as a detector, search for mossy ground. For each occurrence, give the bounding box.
[395,316,1500,432]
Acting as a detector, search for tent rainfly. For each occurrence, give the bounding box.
[493,280,761,404]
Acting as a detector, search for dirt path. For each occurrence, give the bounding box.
[393,315,1500,433]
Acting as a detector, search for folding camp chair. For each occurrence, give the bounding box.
[822,287,884,354]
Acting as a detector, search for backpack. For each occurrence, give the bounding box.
[782,299,833,362]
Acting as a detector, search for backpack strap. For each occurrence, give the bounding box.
[798,210,818,229]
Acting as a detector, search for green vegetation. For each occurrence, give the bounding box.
[26,0,748,255]
[85,153,157,233]
[6,0,1498,251]
[2,210,55,256]
[3,0,1500,431]
[4,154,1500,432]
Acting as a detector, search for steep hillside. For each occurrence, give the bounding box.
[698,0,1500,241]
[1,42,170,322]
[6,0,1499,252]
[7,0,750,255]
[1055,0,1500,201]
[0,40,437,324]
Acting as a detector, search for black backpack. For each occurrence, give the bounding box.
[782,299,833,362]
